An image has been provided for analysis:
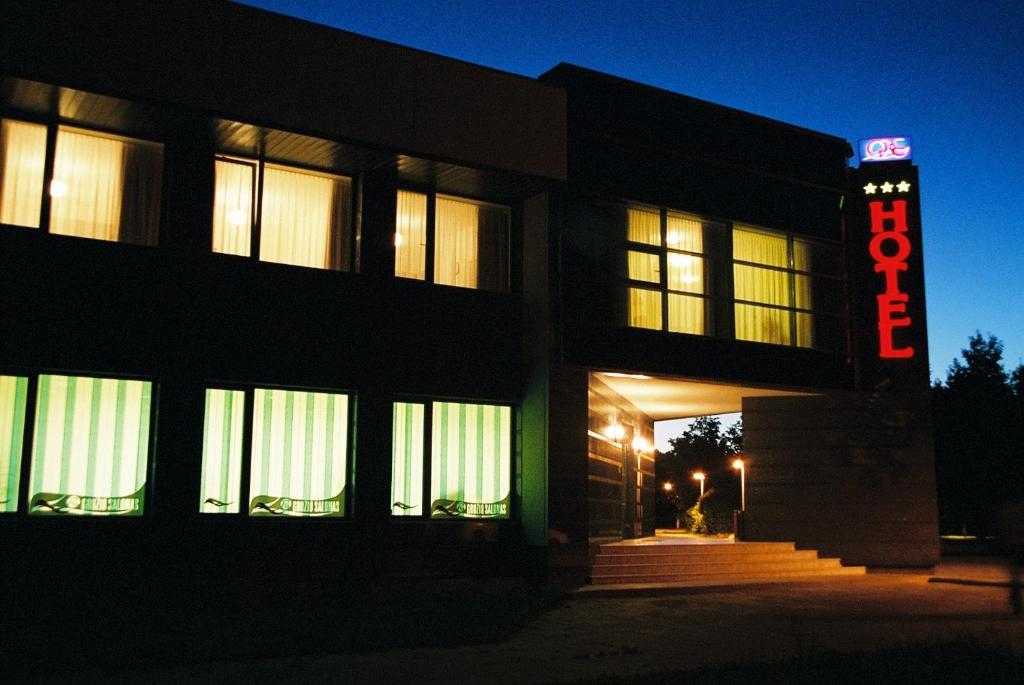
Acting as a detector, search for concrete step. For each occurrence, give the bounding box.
[589,539,864,587]
[590,566,866,585]
[593,550,823,566]
[591,559,846,577]
[597,542,795,555]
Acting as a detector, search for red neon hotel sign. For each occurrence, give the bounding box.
[868,198,913,358]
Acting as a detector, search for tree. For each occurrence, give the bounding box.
[932,332,1023,536]
[655,416,743,533]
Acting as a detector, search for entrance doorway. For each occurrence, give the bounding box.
[587,371,810,546]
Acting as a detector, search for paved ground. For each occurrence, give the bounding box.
[38,558,1024,683]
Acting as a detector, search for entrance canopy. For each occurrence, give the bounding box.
[592,372,814,420]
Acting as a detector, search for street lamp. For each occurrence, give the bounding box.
[692,471,705,497]
[663,481,673,492]
[731,458,745,511]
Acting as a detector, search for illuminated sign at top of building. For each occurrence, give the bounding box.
[859,137,912,163]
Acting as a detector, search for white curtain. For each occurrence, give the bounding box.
[627,207,660,245]
[668,293,703,334]
[666,212,702,252]
[793,239,814,347]
[435,196,479,288]
[212,159,254,257]
[395,190,427,280]
[733,227,814,346]
[260,165,340,269]
[0,119,46,228]
[49,129,124,241]
[667,252,702,293]
[629,287,662,330]
[628,250,659,283]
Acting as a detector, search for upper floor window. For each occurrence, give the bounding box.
[394,190,510,293]
[0,119,163,245]
[626,206,716,335]
[732,226,841,349]
[213,156,352,271]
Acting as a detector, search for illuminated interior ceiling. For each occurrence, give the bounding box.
[593,372,815,420]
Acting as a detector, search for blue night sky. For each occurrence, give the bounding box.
[243,0,1024,380]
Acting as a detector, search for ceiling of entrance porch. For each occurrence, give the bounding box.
[593,372,814,421]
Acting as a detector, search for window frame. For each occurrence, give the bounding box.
[390,397,516,521]
[623,204,715,336]
[0,115,165,244]
[212,153,357,272]
[198,382,355,520]
[731,223,845,350]
[0,368,158,518]
[394,187,512,293]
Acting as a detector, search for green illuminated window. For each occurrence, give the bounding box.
[390,401,512,519]
[248,388,349,517]
[28,375,152,516]
[198,386,351,518]
[199,388,246,514]
[430,402,511,519]
[391,402,425,516]
[1,375,29,513]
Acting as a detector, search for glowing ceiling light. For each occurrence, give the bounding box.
[603,373,652,380]
[880,181,894,193]
[228,209,246,226]
[896,180,911,192]
[49,179,67,198]
[631,436,650,453]
[863,182,877,195]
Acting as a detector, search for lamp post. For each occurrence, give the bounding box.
[692,471,705,498]
[731,458,745,511]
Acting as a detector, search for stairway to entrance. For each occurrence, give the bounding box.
[588,536,865,587]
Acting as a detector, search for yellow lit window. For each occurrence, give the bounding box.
[213,157,352,270]
[625,206,708,335]
[395,190,427,280]
[0,120,163,244]
[0,120,46,228]
[395,191,509,292]
[733,227,814,347]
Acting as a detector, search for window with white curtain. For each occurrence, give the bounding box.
[197,385,351,517]
[212,156,352,271]
[394,190,510,293]
[625,206,709,335]
[389,400,512,519]
[0,119,163,244]
[733,226,817,348]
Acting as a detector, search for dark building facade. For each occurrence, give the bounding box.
[0,1,938,594]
